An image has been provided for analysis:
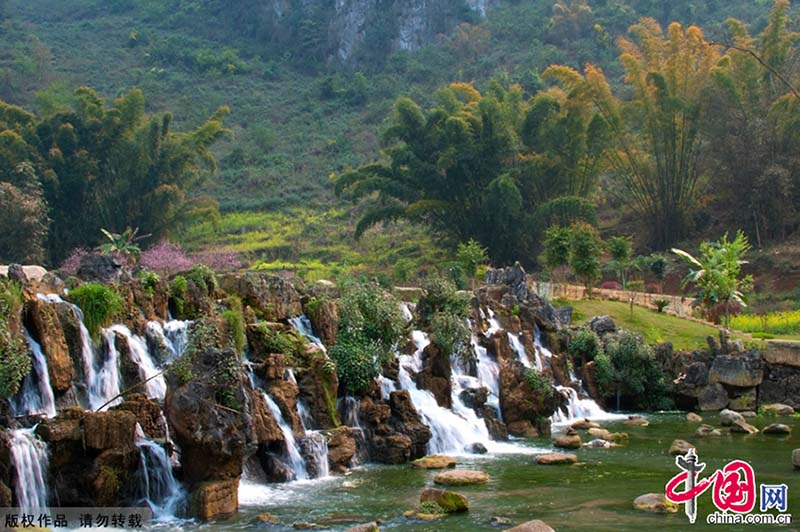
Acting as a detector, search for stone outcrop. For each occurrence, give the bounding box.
[305,298,338,347]
[326,426,356,472]
[709,351,763,387]
[416,343,451,408]
[219,272,302,320]
[25,298,74,393]
[76,254,122,283]
[361,391,430,464]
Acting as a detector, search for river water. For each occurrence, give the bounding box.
[143,412,798,532]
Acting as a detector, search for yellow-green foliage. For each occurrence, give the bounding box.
[731,310,800,335]
[67,283,124,340]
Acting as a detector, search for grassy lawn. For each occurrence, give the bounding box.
[561,299,756,351]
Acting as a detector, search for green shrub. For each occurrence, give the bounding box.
[653,299,670,313]
[220,303,246,354]
[338,279,405,356]
[137,269,161,294]
[254,324,306,361]
[186,264,217,293]
[0,280,29,398]
[568,328,603,362]
[456,239,489,280]
[430,310,471,358]
[525,369,554,399]
[169,275,188,316]
[328,333,384,395]
[67,284,124,339]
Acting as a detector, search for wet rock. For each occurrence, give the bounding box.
[386,390,431,460]
[633,493,679,513]
[763,403,795,416]
[219,272,302,320]
[759,364,800,409]
[481,407,508,440]
[624,416,649,427]
[83,410,137,451]
[507,421,539,438]
[763,423,791,435]
[433,469,489,486]
[77,253,122,283]
[719,409,745,427]
[491,516,512,526]
[570,418,600,430]
[26,298,74,393]
[420,487,469,513]
[669,440,693,456]
[193,479,239,520]
[112,394,167,440]
[305,298,338,347]
[344,523,379,532]
[728,389,757,411]
[686,413,703,423]
[416,343,452,409]
[584,438,617,448]
[412,455,457,469]
[370,434,414,465]
[460,387,489,410]
[709,351,763,387]
[536,452,578,465]
[250,388,284,444]
[465,442,488,455]
[502,520,556,532]
[740,411,757,418]
[697,383,729,411]
[293,522,323,530]
[696,424,722,437]
[589,315,616,336]
[793,449,800,469]
[729,420,759,434]
[256,513,279,524]
[553,432,582,449]
[295,345,340,429]
[587,427,612,440]
[327,426,357,471]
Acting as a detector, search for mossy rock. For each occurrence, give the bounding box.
[420,488,469,513]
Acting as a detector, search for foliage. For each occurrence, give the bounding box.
[186,264,218,293]
[594,331,670,410]
[58,247,90,276]
[606,236,632,288]
[568,328,603,362]
[456,239,489,280]
[66,283,124,339]
[0,165,49,264]
[251,323,306,361]
[524,369,554,399]
[653,299,670,313]
[97,227,147,265]
[328,333,384,396]
[139,240,193,276]
[220,296,246,353]
[542,225,572,280]
[333,80,608,264]
[0,279,29,398]
[568,222,603,295]
[419,501,447,515]
[136,269,161,294]
[731,310,800,336]
[673,230,754,327]
[338,279,405,354]
[430,310,471,358]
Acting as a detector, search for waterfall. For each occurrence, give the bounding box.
[483,308,501,337]
[263,394,309,481]
[301,431,330,479]
[508,332,536,369]
[471,332,501,416]
[400,302,414,322]
[396,331,492,454]
[135,425,184,519]
[13,330,57,418]
[339,396,363,430]
[377,375,397,401]
[107,325,167,401]
[289,316,326,353]
[8,428,49,510]
[297,399,315,430]
[146,320,190,362]
[95,328,124,410]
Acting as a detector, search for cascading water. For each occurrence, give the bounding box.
[289,316,326,353]
[263,394,309,481]
[8,427,49,510]
[146,320,191,362]
[339,396,363,430]
[134,425,184,519]
[13,330,57,418]
[95,328,124,410]
[107,325,167,400]
[300,431,330,479]
[470,332,501,416]
[508,332,535,369]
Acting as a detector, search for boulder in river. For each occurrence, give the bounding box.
[420,487,469,513]
[686,412,703,423]
[570,418,600,430]
[553,431,582,449]
[696,424,722,437]
[697,383,729,411]
[502,520,556,532]
[412,455,457,469]
[536,452,578,465]
[792,449,800,469]
[669,439,693,456]
[763,403,795,416]
[344,523,379,532]
[763,423,791,435]
[633,493,679,513]
[466,442,488,455]
[433,469,490,486]
[729,420,759,434]
[719,409,745,426]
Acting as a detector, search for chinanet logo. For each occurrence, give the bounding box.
[665,448,792,526]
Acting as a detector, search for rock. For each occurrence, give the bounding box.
[502,520,556,532]
[460,387,489,410]
[570,419,600,430]
[327,427,357,471]
[218,272,302,320]
[719,409,745,426]
[793,449,800,469]
[385,391,431,460]
[404,510,445,521]
[536,452,578,465]
[553,432,582,449]
[633,493,679,513]
[729,420,759,434]
[0,264,47,283]
[193,479,239,519]
[416,343,452,408]
[584,438,616,448]
[763,423,791,435]
[741,410,757,418]
[763,403,795,416]
[256,513,279,524]
[82,410,137,451]
[420,487,469,513]
[305,298,338,347]
[696,424,722,437]
[589,315,616,336]
[412,455,457,469]
[293,522,323,529]
[764,341,800,368]
[507,421,539,438]
[76,253,122,283]
[465,443,488,454]
[686,413,703,423]
[669,440,693,456]
[26,298,74,393]
[697,383,729,411]
[250,388,284,445]
[728,389,757,411]
[433,469,490,486]
[624,416,649,427]
[709,351,763,387]
[587,427,612,440]
[491,516,512,526]
[295,345,340,429]
[113,394,167,440]
[344,523,379,532]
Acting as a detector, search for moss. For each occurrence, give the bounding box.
[221,296,246,354]
[169,275,188,317]
[419,501,447,514]
[321,381,341,428]
[66,283,124,340]
[0,279,28,398]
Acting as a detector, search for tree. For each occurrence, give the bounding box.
[0,164,48,264]
[545,18,719,249]
[334,81,609,264]
[541,225,571,282]
[648,253,668,292]
[606,236,632,289]
[97,227,148,267]
[568,222,603,296]
[456,239,489,280]
[672,230,754,328]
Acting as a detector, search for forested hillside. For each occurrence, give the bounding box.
[0,0,797,286]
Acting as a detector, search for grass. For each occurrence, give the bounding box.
[561,298,751,351]
[730,309,800,336]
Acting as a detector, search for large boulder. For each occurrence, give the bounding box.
[589,315,616,336]
[792,449,800,469]
[553,431,582,449]
[697,383,729,411]
[305,298,338,347]
[219,272,302,320]
[719,409,745,427]
[193,479,239,520]
[25,298,74,393]
[419,487,469,513]
[729,420,759,434]
[503,520,556,532]
[762,403,795,416]
[633,493,679,513]
[763,424,791,435]
[433,469,489,486]
[112,394,167,440]
[76,253,122,283]
[759,364,800,409]
[669,440,693,456]
[416,343,452,409]
[386,391,431,459]
[295,345,340,429]
[536,452,578,465]
[412,455,457,469]
[326,426,357,472]
[709,351,763,387]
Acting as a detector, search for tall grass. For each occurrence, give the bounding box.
[730,310,800,335]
